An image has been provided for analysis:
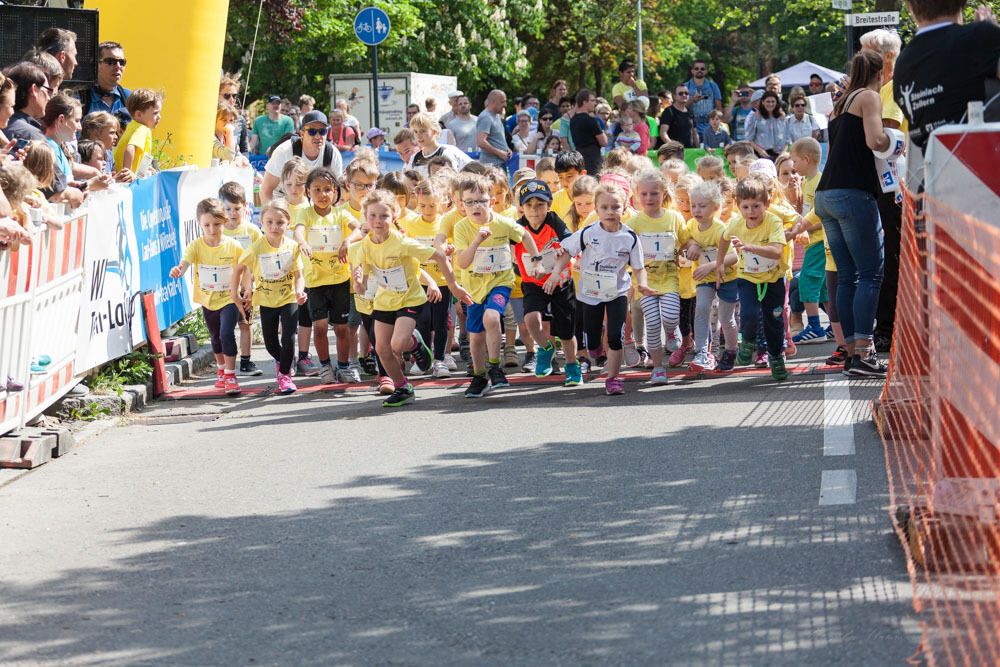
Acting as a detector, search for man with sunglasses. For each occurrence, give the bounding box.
[219,75,250,156]
[658,84,700,149]
[260,110,342,205]
[685,59,722,141]
[81,42,131,119]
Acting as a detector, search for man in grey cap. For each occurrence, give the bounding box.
[438,90,463,126]
[260,109,342,204]
[251,94,295,154]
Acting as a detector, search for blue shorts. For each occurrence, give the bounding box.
[716,279,739,303]
[466,286,511,334]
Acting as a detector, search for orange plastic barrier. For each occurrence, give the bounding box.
[874,125,1000,664]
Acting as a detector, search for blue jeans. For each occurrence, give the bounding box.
[815,189,883,344]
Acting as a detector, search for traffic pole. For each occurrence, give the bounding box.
[372,44,380,130]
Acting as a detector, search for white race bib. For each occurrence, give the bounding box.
[473,245,512,274]
[639,232,675,262]
[521,246,558,276]
[230,234,252,249]
[259,248,294,280]
[373,264,409,292]
[742,250,779,274]
[362,275,379,300]
[699,247,718,264]
[414,235,436,248]
[579,269,619,301]
[197,264,232,292]
[307,226,342,254]
[136,152,154,177]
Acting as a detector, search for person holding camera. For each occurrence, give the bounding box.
[724,82,754,142]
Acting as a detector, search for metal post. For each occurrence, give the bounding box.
[636,0,644,81]
[372,44,380,130]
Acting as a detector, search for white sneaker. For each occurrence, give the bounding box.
[403,359,417,376]
[317,362,335,383]
[348,358,363,376]
[666,330,681,352]
[444,355,458,371]
[336,366,361,383]
[432,359,451,377]
[623,340,641,367]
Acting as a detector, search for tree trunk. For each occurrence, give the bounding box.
[595,63,603,99]
[873,0,901,11]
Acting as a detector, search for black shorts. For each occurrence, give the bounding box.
[307,280,350,324]
[372,304,423,325]
[522,281,576,341]
[298,288,313,327]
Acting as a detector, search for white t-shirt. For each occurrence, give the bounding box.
[560,222,644,305]
[407,143,472,177]
[264,139,344,181]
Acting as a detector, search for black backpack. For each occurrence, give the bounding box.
[288,135,336,168]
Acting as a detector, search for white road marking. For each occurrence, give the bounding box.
[819,469,857,505]
[823,376,856,456]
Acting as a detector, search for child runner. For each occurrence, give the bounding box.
[685,180,740,372]
[717,173,790,381]
[550,151,586,222]
[669,173,702,365]
[293,166,360,384]
[512,179,583,385]
[232,199,306,394]
[548,183,655,395]
[280,157,321,376]
[454,174,543,397]
[356,189,472,407]
[407,178,453,377]
[626,168,687,385]
[218,181,262,377]
[169,198,243,395]
[789,138,828,344]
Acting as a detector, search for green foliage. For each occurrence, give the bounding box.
[151,133,194,170]
[87,349,161,396]
[174,310,211,344]
[69,402,111,422]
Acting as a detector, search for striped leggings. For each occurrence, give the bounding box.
[639,292,681,351]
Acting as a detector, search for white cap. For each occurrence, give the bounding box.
[447,90,464,99]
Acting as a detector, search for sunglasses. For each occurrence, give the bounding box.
[793,103,806,108]
[303,126,328,136]
[222,93,237,100]
[101,57,127,67]
[693,67,707,71]
[540,116,553,121]
[39,84,56,95]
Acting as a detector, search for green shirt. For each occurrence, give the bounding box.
[252,114,294,154]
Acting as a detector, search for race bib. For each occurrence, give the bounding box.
[362,275,379,300]
[579,269,618,301]
[230,234,252,249]
[197,264,232,292]
[136,152,154,177]
[473,245,512,274]
[699,247,718,264]
[742,250,779,274]
[521,246,558,276]
[259,248,294,280]
[307,226,342,254]
[639,232,675,262]
[677,250,694,268]
[373,264,409,292]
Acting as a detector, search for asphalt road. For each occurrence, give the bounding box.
[0,342,922,665]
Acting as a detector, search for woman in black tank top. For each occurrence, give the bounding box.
[815,51,892,377]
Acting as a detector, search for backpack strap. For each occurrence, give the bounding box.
[290,135,303,157]
[322,142,334,167]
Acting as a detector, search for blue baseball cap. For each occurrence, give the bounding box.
[517,179,552,206]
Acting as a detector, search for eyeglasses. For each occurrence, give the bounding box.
[793,103,806,108]
[100,57,127,67]
[677,91,690,96]
[693,67,707,71]
[540,116,553,121]
[303,126,328,136]
[462,199,490,208]
[38,84,55,95]
[350,181,377,191]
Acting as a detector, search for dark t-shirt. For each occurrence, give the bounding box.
[570,112,604,174]
[659,105,697,148]
[893,22,1000,150]
[5,111,67,193]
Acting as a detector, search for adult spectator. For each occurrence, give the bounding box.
[569,88,607,174]
[510,111,534,153]
[747,91,786,159]
[445,95,478,153]
[251,95,293,154]
[4,62,52,143]
[554,96,575,151]
[785,92,820,143]
[506,94,540,133]
[261,109,342,204]
[81,42,130,119]
[219,75,249,156]
[476,89,511,169]
[299,95,315,114]
[404,103,419,127]
[22,49,63,92]
[327,109,358,152]
[542,80,568,119]
[334,98,359,128]
[439,90,463,126]
[808,73,825,96]
[658,84,699,148]
[35,28,77,83]
[764,74,788,112]
[685,59,723,139]
[393,128,419,164]
[527,107,555,154]
[860,28,906,353]
[815,51,891,376]
[0,74,15,145]
[425,97,437,114]
[724,82,754,142]
[612,59,649,110]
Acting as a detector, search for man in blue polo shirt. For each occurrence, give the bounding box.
[685,59,723,141]
[81,41,131,121]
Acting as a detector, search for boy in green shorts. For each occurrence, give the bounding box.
[788,138,828,344]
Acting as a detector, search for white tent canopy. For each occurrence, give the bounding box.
[749,61,846,88]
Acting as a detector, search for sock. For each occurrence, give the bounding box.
[336,361,348,369]
[217,364,224,372]
[808,315,821,329]
[320,359,331,367]
[298,350,309,361]
[394,379,409,390]
[240,355,250,362]
[224,369,235,377]
[475,369,486,376]
[488,357,500,366]
[541,342,554,352]
[349,356,358,364]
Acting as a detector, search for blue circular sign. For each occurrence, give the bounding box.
[354,7,390,46]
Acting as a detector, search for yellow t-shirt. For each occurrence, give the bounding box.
[725,211,789,284]
[611,80,648,104]
[551,188,573,221]
[294,206,352,287]
[238,235,303,308]
[687,218,738,285]
[404,215,446,286]
[113,121,153,173]
[453,213,524,303]
[347,239,375,315]
[339,202,363,223]
[801,171,821,220]
[358,230,435,312]
[880,81,908,137]
[438,208,464,240]
[770,201,800,279]
[181,237,243,310]
[223,221,262,250]
[625,209,687,294]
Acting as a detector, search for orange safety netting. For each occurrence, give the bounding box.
[874,184,1000,665]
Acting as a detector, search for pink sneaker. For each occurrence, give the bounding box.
[277,373,297,394]
[754,350,769,368]
[668,344,691,367]
[605,377,625,395]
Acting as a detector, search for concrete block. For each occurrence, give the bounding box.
[39,427,75,457]
[180,333,199,353]
[0,433,55,469]
[163,336,189,362]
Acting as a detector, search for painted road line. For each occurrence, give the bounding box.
[819,469,857,505]
[823,376,856,456]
